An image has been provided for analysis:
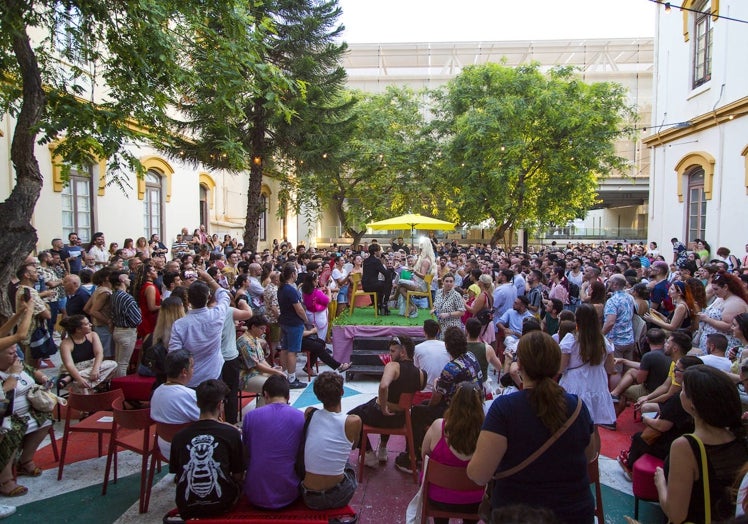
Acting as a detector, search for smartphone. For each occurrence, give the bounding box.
[23,288,31,302]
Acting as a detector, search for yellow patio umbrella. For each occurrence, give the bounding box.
[367,213,455,248]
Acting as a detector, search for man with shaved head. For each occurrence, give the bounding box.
[247,263,266,315]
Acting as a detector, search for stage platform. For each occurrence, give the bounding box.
[332,307,429,375]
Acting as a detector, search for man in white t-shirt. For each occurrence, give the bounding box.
[698,333,733,373]
[150,350,200,457]
[413,319,450,391]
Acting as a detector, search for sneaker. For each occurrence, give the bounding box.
[599,422,617,431]
[0,505,16,519]
[288,379,307,389]
[376,442,388,463]
[394,452,420,474]
[364,451,379,468]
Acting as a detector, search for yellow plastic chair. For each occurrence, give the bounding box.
[348,272,378,316]
[406,273,434,312]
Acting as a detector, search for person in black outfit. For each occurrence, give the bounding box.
[362,244,394,315]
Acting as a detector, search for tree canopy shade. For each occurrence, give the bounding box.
[156,0,348,252]
[294,86,446,248]
[0,0,197,314]
[429,63,635,246]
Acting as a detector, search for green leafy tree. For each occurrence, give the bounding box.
[293,86,445,248]
[0,0,195,314]
[157,0,347,252]
[430,63,635,246]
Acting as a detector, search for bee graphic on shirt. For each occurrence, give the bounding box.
[181,434,227,499]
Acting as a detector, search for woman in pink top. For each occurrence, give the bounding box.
[421,381,485,523]
[301,271,331,341]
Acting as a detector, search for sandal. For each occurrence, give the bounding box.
[337,362,352,373]
[57,375,72,389]
[17,461,42,477]
[0,480,28,497]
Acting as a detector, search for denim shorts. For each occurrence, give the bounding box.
[280,323,304,353]
[301,462,357,510]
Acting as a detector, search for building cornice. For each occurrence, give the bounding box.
[642,95,748,147]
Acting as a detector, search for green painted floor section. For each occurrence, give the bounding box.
[6,470,168,524]
[598,483,665,523]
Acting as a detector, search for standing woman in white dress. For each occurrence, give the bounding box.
[559,303,616,450]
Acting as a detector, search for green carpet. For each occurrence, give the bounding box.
[334,307,430,327]
[8,470,168,523]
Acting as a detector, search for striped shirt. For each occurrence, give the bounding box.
[110,290,142,328]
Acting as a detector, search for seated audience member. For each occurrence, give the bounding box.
[421,381,485,523]
[699,333,732,373]
[414,320,450,392]
[465,318,502,384]
[238,316,285,406]
[655,365,748,523]
[242,375,304,509]
[349,335,426,467]
[551,313,576,343]
[301,372,361,510]
[58,315,117,393]
[301,324,351,374]
[0,315,53,497]
[150,350,200,458]
[170,380,244,519]
[635,331,692,415]
[618,356,701,480]
[610,328,672,406]
[401,327,483,473]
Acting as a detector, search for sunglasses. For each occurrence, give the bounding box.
[390,336,402,346]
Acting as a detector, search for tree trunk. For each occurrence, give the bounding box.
[331,190,364,249]
[243,113,265,252]
[0,8,46,317]
[490,223,510,248]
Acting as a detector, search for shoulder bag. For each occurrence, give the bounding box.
[685,433,711,524]
[478,398,583,522]
[30,321,58,359]
[295,407,318,480]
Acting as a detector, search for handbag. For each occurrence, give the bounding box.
[29,323,58,359]
[640,425,662,446]
[478,398,583,522]
[405,454,430,524]
[27,385,67,413]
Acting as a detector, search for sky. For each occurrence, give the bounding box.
[336,0,657,43]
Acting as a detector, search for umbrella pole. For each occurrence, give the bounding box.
[411,225,415,250]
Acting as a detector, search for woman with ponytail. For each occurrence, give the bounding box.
[655,365,748,523]
[467,331,596,524]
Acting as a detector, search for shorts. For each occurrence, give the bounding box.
[336,285,349,304]
[267,323,281,343]
[623,383,649,402]
[613,343,636,373]
[280,323,304,353]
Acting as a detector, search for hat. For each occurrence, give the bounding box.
[468,284,481,295]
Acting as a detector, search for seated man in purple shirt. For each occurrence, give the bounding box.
[242,375,305,509]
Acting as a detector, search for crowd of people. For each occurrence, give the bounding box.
[0,228,748,522]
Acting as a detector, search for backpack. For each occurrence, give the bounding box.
[565,272,580,300]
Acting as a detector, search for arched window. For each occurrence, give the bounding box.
[199,184,209,233]
[143,170,163,238]
[61,165,94,242]
[687,168,707,244]
[259,194,268,242]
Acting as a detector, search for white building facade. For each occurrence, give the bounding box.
[645,0,748,256]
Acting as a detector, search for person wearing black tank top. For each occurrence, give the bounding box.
[59,315,117,393]
[348,335,425,467]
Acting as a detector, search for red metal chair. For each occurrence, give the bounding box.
[357,392,418,483]
[102,397,155,513]
[420,457,482,522]
[57,388,124,480]
[146,421,194,512]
